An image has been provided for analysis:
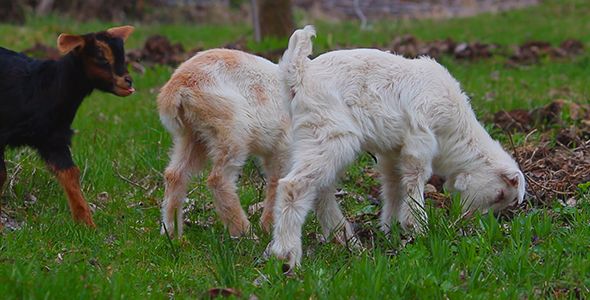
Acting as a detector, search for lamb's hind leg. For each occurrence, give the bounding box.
[161,137,207,238]
[206,143,251,237]
[377,152,404,234]
[259,157,282,233]
[315,185,357,247]
[259,141,292,233]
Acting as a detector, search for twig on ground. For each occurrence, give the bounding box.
[113,160,148,191]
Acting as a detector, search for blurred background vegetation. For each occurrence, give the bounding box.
[1,0,539,40]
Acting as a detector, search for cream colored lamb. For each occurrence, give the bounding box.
[158,49,291,238]
[271,26,526,269]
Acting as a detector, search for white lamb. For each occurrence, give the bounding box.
[158,49,291,238]
[271,26,526,269]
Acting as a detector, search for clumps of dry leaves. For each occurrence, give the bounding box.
[385,34,584,65]
[516,135,590,204]
[20,33,584,69]
[497,100,590,205]
[126,35,199,68]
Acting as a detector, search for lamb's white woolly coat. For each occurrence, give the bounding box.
[158,49,291,238]
[272,26,526,269]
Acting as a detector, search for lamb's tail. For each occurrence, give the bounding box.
[279,25,316,93]
[157,80,188,134]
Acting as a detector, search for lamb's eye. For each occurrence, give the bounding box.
[493,190,506,203]
[96,57,109,66]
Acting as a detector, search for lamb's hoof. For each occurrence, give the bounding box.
[259,243,295,277]
[347,236,363,252]
[259,214,274,234]
[261,242,272,262]
[228,221,252,239]
[282,263,294,278]
[75,212,96,228]
[160,225,176,239]
[401,218,427,235]
[83,218,96,228]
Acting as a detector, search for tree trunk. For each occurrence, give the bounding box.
[251,0,262,43]
[36,0,56,16]
[258,0,295,40]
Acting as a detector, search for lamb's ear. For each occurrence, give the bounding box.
[453,173,471,191]
[106,26,134,41]
[501,169,525,204]
[57,34,85,53]
[501,170,519,187]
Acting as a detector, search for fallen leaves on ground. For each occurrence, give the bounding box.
[20,34,584,68]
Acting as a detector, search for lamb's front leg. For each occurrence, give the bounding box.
[387,128,437,233]
[271,174,318,270]
[396,156,431,232]
[39,143,95,227]
[272,135,359,271]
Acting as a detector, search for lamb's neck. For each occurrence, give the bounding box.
[434,115,495,178]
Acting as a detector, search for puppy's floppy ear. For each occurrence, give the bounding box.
[106,26,135,41]
[453,173,471,191]
[57,34,85,53]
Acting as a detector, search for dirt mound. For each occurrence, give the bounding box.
[124,34,196,67]
[386,34,584,64]
[495,100,590,132]
[21,43,62,60]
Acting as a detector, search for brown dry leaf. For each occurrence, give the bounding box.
[247,202,264,215]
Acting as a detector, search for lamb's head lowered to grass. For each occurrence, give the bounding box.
[271,25,526,270]
[444,157,526,215]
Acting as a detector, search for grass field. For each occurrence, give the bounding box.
[1,0,590,298]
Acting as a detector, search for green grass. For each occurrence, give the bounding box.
[2,0,590,298]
